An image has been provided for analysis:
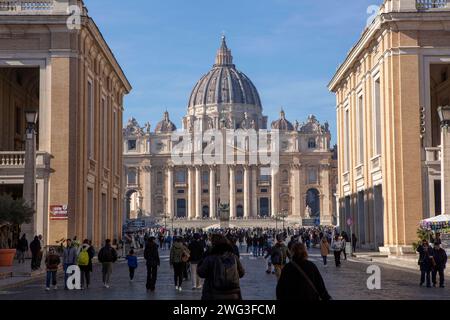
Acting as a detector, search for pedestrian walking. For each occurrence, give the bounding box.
[341,234,347,260]
[45,247,60,291]
[16,234,28,264]
[62,239,77,289]
[271,235,288,280]
[432,242,447,288]
[417,239,434,288]
[126,249,138,282]
[170,237,190,291]
[29,236,41,271]
[331,235,343,267]
[276,243,331,301]
[98,239,118,288]
[144,237,160,291]
[197,234,245,300]
[77,239,95,289]
[188,233,205,290]
[320,236,330,267]
[351,234,357,253]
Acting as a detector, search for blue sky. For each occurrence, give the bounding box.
[85,0,381,143]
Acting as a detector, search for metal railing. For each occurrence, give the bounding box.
[416,0,448,9]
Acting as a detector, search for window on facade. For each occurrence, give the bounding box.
[177,189,185,194]
[87,81,94,159]
[260,168,270,182]
[308,138,316,149]
[261,188,268,193]
[157,171,163,186]
[127,168,137,185]
[102,98,108,164]
[113,110,117,172]
[344,108,350,172]
[176,170,186,184]
[373,78,382,156]
[128,139,137,151]
[282,170,289,184]
[236,170,243,185]
[308,168,318,184]
[357,95,364,164]
[202,171,209,184]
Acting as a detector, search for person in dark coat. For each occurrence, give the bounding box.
[16,234,28,264]
[417,239,434,287]
[29,236,41,271]
[432,242,447,288]
[197,234,245,300]
[78,239,95,289]
[144,237,160,291]
[276,242,331,301]
[188,233,205,290]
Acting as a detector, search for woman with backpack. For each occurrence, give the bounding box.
[77,239,95,289]
[170,237,190,292]
[197,234,245,300]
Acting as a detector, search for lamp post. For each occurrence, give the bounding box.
[22,110,38,238]
[438,106,450,215]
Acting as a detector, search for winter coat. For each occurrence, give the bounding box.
[331,239,343,252]
[45,253,61,272]
[126,255,138,269]
[320,240,330,257]
[271,243,288,266]
[144,242,160,267]
[78,244,95,272]
[276,258,331,301]
[63,246,78,265]
[98,244,118,263]
[433,248,448,269]
[197,242,245,300]
[188,240,205,264]
[29,238,41,255]
[170,242,189,264]
[417,245,434,271]
[17,237,28,252]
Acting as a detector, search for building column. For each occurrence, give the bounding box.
[271,167,279,216]
[251,166,258,218]
[441,122,450,214]
[195,166,202,219]
[143,165,152,216]
[229,166,236,219]
[188,167,195,219]
[243,165,250,218]
[291,164,301,217]
[321,164,332,225]
[209,166,216,219]
[167,166,174,218]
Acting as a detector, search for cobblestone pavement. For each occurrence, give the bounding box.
[0,248,449,300]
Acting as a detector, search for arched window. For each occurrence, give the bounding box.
[156,171,163,186]
[127,168,137,185]
[176,170,186,184]
[236,169,243,185]
[308,138,316,149]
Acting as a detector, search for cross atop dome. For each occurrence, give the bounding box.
[214,35,234,67]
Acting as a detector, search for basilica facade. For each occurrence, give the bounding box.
[123,37,337,227]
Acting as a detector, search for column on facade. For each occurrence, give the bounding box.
[243,165,250,218]
[229,166,236,218]
[195,166,202,219]
[143,165,152,216]
[166,166,174,218]
[251,166,258,218]
[321,164,331,225]
[209,166,216,219]
[271,167,279,216]
[188,166,195,219]
[290,164,301,217]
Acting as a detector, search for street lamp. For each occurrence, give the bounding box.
[438,106,450,214]
[23,110,38,238]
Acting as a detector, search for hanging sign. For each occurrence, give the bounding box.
[49,205,68,220]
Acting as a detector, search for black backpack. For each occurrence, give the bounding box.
[212,253,240,291]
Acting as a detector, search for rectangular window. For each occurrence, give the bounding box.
[128,140,137,151]
[102,98,108,165]
[87,81,94,159]
[373,78,382,156]
[357,95,364,165]
[344,108,350,172]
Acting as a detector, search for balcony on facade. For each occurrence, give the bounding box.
[416,0,448,10]
[354,164,365,191]
[0,151,52,179]
[0,0,80,15]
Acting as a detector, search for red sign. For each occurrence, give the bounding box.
[50,205,68,220]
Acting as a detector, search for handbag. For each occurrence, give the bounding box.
[290,261,322,301]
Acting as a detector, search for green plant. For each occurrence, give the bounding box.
[0,193,35,249]
[412,227,433,251]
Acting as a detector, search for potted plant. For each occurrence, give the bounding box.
[0,194,34,267]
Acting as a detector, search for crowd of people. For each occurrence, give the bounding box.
[11,225,447,300]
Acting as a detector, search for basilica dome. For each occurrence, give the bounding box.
[188,36,262,109]
[155,111,177,133]
[271,109,295,131]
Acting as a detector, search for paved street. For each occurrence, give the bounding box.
[0,248,449,300]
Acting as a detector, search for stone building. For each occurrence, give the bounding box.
[123,37,336,228]
[328,0,450,253]
[0,0,131,246]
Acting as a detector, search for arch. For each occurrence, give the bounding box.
[306,188,320,218]
[236,204,244,218]
[202,205,210,218]
[176,199,187,218]
[125,189,140,220]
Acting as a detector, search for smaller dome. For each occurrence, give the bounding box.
[271,109,294,131]
[155,111,177,133]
